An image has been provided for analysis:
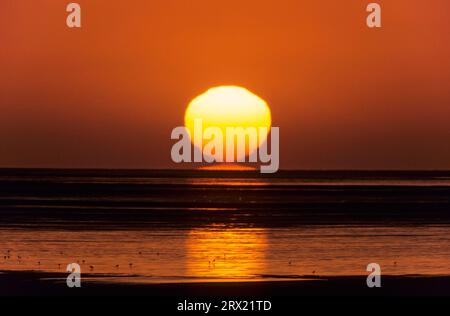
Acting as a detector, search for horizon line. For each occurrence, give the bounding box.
[1,167,450,172]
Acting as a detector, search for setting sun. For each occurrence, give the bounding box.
[184,86,272,161]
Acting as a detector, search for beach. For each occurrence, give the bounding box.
[2,271,450,296]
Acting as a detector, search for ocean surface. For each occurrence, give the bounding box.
[0,169,450,284]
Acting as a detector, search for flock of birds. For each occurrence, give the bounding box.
[2,249,396,277]
[1,248,325,276]
[1,249,163,273]
[3,249,237,273]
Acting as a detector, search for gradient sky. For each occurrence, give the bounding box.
[1,0,449,169]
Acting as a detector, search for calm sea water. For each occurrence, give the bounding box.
[0,169,449,283]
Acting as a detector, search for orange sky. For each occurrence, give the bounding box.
[1,0,449,169]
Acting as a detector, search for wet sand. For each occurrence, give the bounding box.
[2,270,450,296]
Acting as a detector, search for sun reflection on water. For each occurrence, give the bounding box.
[185,226,267,281]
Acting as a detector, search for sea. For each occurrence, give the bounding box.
[0,169,449,284]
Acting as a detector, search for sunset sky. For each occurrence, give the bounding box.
[1,0,449,170]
